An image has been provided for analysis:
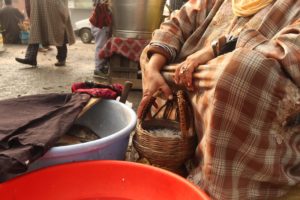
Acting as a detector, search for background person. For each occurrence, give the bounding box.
[24,0,53,53]
[15,0,75,67]
[138,0,300,199]
[90,0,112,78]
[0,0,25,44]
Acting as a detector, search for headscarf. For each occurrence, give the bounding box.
[232,0,274,17]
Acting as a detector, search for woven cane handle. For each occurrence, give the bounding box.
[140,96,156,121]
[177,90,191,138]
[140,90,193,138]
[141,95,171,121]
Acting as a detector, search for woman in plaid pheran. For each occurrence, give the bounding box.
[138,0,300,199]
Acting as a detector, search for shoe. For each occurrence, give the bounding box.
[38,48,47,52]
[15,57,37,66]
[93,69,109,78]
[45,46,53,51]
[55,60,66,67]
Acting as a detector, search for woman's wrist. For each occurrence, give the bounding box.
[206,45,216,61]
[148,53,167,71]
[185,46,215,67]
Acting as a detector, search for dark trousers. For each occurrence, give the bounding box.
[25,43,39,60]
[25,42,67,62]
[56,44,67,62]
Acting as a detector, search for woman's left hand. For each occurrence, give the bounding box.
[174,46,214,90]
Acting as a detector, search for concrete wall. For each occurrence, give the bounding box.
[68,0,93,28]
[0,0,27,17]
[12,0,25,13]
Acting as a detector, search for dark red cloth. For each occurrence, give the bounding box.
[99,37,149,62]
[89,3,112,29]
[71,82,123,99]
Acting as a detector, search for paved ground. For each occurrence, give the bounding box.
[0,39,142,111]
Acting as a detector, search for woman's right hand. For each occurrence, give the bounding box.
[137,54,173,119]
[174,46,214,90]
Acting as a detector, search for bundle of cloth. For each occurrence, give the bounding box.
[0,82,123,180]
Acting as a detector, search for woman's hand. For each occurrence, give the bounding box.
[174,46,214,90]
[137,54,173,119]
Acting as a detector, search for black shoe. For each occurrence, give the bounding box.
[55,60,66,67]
[15,57,37,66]
[93,68,109,78]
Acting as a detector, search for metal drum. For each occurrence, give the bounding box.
[111,0,166,39]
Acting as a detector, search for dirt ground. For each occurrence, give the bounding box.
[0,39,142,111]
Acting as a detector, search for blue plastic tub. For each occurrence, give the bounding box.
[29,99,137,171]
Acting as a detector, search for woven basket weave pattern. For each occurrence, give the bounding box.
[133,90,197,170]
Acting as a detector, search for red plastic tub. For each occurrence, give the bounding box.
[0,161,210,200]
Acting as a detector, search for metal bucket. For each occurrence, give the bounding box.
[111,0,166,39]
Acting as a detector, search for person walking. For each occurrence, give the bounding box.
[15,0,75,67]
[0,0,25,44]
[89,0,112,78]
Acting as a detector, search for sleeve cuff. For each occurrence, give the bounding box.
[147,45,172,63]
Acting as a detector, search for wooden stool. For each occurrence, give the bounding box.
[108,54,142,90]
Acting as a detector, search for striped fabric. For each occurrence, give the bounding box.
[140,0,300,199]
[28,0,75,46]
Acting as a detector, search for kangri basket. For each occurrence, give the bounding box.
[133,90,197,173]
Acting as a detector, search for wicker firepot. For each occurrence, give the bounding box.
[133,90,197,175]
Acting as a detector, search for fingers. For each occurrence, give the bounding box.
[137,93,152,119]
[174,64,180,84]
[184,68,193,88]
[137,85,172,119]
[160,84,173,100]
[174,63,195,91]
